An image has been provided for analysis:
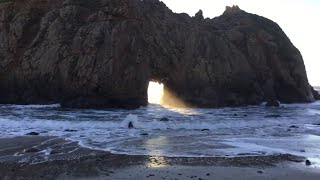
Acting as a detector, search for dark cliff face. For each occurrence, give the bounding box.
[0,0,316,108]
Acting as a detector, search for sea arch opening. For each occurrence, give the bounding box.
[147,81,164,105]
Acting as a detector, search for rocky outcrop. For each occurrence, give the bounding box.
[223,5,242,15]
[266,100,280,107]
[311,86,320,100]
[194,10,203,20]
[0,0,316,108]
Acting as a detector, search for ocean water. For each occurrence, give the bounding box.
[0,102,320,161]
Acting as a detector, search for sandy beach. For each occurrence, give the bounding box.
[0,136,319,180]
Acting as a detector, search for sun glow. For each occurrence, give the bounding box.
[148,81,164,104]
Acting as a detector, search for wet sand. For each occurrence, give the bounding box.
[0,136,319,180]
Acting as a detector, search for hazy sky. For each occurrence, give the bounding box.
[161,0,320,86]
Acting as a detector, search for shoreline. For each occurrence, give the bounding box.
[1,136,320,180]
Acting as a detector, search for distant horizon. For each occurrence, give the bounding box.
[161,0,320,86]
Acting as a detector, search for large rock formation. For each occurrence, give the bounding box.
[0,0,317,108]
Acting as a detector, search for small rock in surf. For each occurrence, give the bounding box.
[64,129,78,132]
[305,160,311,166]
[128,121,134,128]
[25,132,39,136]
[289,125,299,129]
[25,147,41,153]
[159,117,169,122]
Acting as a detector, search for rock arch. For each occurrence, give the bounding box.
[0,0,317,109]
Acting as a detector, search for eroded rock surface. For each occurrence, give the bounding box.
[0,0,316,108]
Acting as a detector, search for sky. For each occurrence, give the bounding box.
[161,0,320,86]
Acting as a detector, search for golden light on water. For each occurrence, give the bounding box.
[144,136,169,168]
[148,81,164,104]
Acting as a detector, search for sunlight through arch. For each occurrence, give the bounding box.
[148,81,164,105]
